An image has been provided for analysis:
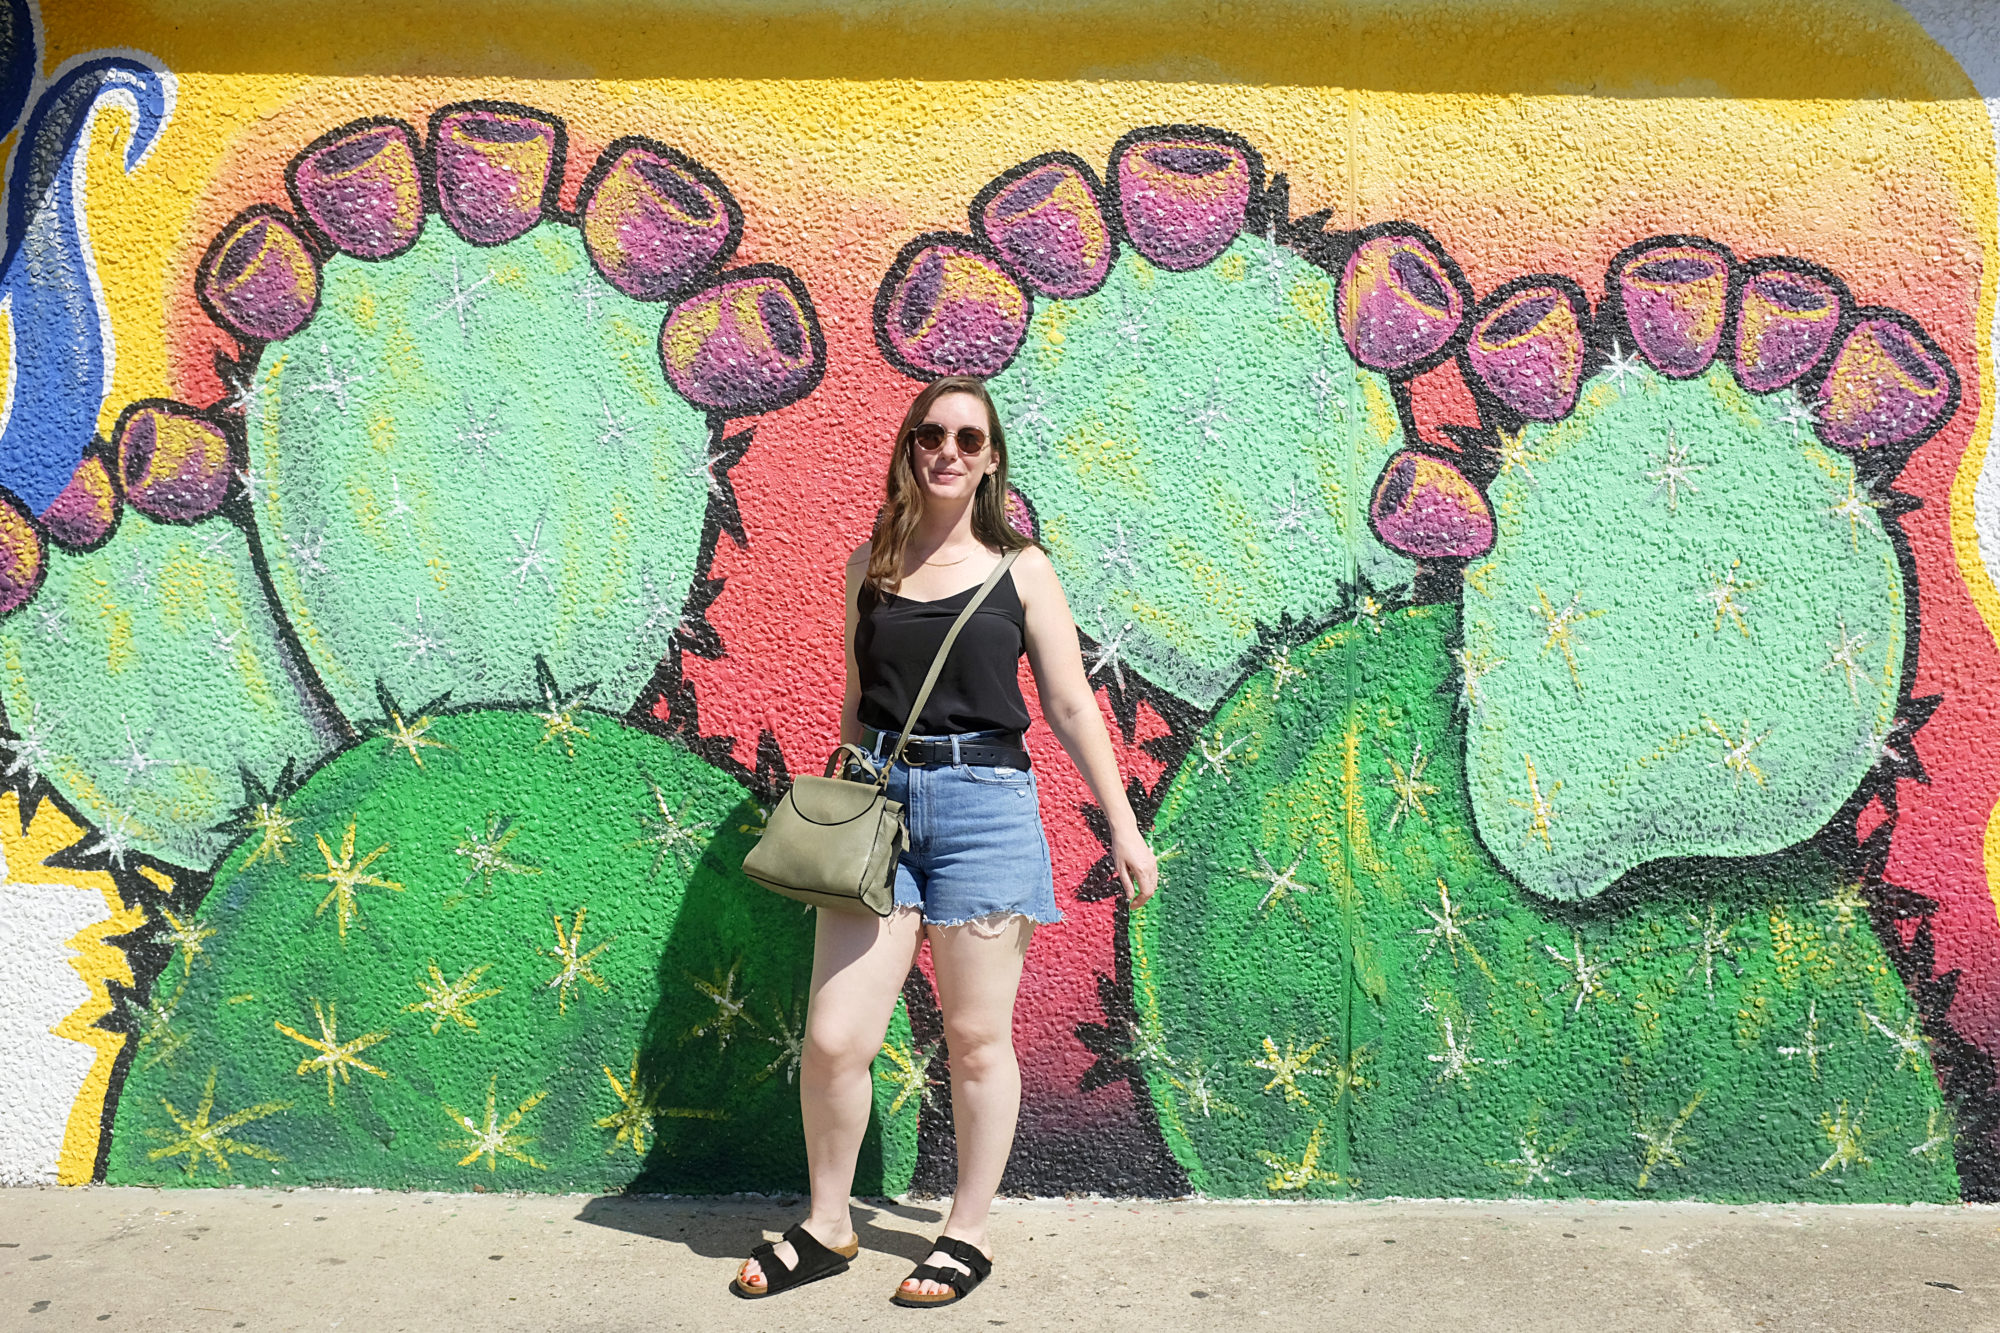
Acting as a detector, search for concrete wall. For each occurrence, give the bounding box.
[1,0,1998,1202]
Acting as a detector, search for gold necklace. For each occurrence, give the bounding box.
[919,552,972,568]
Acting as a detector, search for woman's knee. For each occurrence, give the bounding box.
[940,1022,1017,1079]
[803,1023,885,1078]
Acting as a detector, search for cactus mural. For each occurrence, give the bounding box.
[3,0,1999,1207]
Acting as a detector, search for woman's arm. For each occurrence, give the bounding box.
[839,543,870,748]
[1014,546,1160,906]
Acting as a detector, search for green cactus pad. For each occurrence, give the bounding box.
[105,706,917,1194]
[0,511,328,868]
[1464,364,1903,901]
[986,236,1411,710]
[1134,605,1954,1201]
[243,221,718,719]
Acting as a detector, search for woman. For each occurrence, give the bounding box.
[733,375,1158,1307]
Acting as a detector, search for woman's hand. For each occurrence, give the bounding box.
[1109,828,1159,908]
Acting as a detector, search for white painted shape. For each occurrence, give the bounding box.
[1895,0,2000,599]
[0,836,110,1185]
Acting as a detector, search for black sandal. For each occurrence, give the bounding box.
[730,1223,860,1299]
[889,1235,992,1308]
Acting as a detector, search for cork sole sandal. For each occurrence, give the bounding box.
[889,1235,992,1308]
[730,1224,860,1299]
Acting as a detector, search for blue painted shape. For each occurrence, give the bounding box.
[0,54,173,512]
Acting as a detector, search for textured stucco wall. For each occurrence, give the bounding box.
[1,0,1998,1202]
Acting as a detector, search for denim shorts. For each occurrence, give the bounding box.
[862,730,1063,929]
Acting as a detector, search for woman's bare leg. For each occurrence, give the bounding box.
[899,914,1034,1298]
[737,904,923,1291]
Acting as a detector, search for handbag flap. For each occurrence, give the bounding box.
[786,774,894,826]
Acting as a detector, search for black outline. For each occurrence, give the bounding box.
[573,135,743,304]
[1297,218,1475,379]
[424,100,570,244]
[968,150,1117,301]
[283,116,426,264]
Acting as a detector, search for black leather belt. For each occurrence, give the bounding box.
[864,729,1031,770]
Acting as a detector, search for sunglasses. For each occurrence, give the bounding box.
[908,422,990,455]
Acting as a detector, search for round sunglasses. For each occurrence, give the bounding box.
[908,422,990,455]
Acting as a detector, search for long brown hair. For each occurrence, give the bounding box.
[866,375,1034,593]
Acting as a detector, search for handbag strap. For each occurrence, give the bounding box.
[877,548,1023,786]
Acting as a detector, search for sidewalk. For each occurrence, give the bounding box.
[2,1188,1994,1332]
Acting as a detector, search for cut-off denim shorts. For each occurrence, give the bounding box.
[861,729,1063,930]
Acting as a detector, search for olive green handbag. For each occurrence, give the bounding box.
[742,550,1022,916]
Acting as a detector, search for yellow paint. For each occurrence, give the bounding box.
[1,791,150,1184]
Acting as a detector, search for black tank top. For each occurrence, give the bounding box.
[855,571,1031,736]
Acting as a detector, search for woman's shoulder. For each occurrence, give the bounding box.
[1005,543,1054,580]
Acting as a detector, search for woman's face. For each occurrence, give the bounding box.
[910,391,999,510]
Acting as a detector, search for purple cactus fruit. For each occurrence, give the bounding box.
[581,140,740,301]
[1466,285,1584,420]
[1113,134,1253,271]
[1814,316,1955,452]
[199,208,319,342]
[660,267,824,413]
[1732,265,1842,393]
[432,104,561,246]
[975,157,1113,298]
[288,121,423,260]
[876,238,1029,378]
[1616,242,1730,378]
[0,489,44,616]
[1337,235,1464,372]
[1370,450,1493,560]
[40,453,118,550]
[116,403,234,524]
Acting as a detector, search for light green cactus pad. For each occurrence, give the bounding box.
[243,221,719,719]
[986,235,1411,710]
[105,706,916,1194]
[1133,604,1953,1201]
[0,511,329,867]
[1463,363,1904,901]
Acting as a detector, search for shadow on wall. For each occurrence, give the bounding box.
[127,0,1980,99]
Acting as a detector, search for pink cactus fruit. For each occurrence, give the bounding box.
[1369,449,1493,560]
[1732,263,1844,393]
[286,119,424,260]
[974,155,1114,298]
[876,237,1029,377]
[1004,487,1039,540]
[430,102,562,246]
[1337,232,1465,372]
[660,266,824,413]
[0,489,44,616]
[1112,129,1255,271]
[1813,314,1956,452]
[1614,239,1731,378]
[116,402,234,525]
[198,207,320,342]
[40,451,119,550]
[580,138,741,301]
[1465,282,1586,420]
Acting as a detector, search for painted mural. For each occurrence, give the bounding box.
[1,0,1998,1204]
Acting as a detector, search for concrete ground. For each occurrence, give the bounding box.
[0,1189,1995,1332]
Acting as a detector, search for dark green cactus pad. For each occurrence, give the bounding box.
[1133,604,1955,1201]
[106,705,916,1193]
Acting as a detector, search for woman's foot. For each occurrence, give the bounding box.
[734,1219,857,1296]
[896,1235,993,1301]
